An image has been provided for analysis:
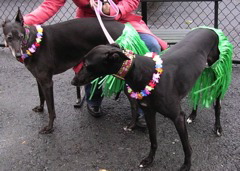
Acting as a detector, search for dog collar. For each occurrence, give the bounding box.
[113,50,135,80]
[126,52,163,100]
[22,26,30,48]
[20,25,43,62]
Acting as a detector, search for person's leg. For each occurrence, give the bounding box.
[139,33,161,54]
[85,83,104,117]
[137,33,162,127]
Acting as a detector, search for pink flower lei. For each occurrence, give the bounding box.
[126,52,163,100]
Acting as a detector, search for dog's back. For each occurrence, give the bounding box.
[159,28,219,98]
[40,18,124,73]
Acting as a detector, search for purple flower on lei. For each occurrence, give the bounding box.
[130,92,138,99]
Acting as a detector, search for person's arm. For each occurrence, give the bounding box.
[24,0,66,25]
[110,0,140,20]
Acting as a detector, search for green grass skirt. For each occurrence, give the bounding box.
[189,26,233,109]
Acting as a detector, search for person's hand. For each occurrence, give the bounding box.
[102,0,110,15]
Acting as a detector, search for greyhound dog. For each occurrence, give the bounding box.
[72,28,222,170]
[2,9,126,134]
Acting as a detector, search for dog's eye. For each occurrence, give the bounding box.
[83,62,88,67]
[20,35,24,40]
[7,36,12,42]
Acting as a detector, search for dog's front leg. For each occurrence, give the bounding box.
[32,80,45,112]
[139,105,157,168]
[37,77,55,134]
[123,86,138,131]
[73,86,85,108]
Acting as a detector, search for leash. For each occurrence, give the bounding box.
[74,0,118,72]
[90,0,119,44]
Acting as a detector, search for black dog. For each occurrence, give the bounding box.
[2,9,125,133]
[72,28,222,170]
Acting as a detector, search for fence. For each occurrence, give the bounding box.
[0,0,239,59]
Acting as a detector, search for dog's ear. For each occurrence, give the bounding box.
[107,48,130,63]
[108,43,121,49]
[2,19,11,28]
[15,7,24,26]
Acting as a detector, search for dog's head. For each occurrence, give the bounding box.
[2,8,25,58]
[71,44,130,86]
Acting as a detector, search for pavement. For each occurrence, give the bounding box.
[0,48,240,171]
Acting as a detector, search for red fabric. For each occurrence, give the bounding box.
[73,62,84,73]
[24,0,168,50]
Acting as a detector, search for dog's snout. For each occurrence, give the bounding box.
[8,41,23,58]
[4,40,8,47]
[71,76,80,86]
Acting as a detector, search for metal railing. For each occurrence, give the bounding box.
[0,0,239,59]
[138,0,239,59]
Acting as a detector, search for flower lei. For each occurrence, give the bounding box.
[21,25,43,61]
[127,52,163,100]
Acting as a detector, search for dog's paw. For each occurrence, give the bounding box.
[123,123,136,132]
[73,99,84,108]
[213,125,222,137]
[186,117,193,124]
[39,126,54,134]
[123,126,133,132]
[32,105,44,112]
[179,164,191,171]
[139,157,154,168]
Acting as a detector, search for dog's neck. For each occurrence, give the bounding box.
[113,50,135,80]
[22,25,38,52]
[20,25,43,62]
[124,53,160,94]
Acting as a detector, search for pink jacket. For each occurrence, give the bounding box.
[24,0,168,50]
